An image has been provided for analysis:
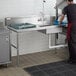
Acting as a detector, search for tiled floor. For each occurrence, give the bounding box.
[0,48,69,76]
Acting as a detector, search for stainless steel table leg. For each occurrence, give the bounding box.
[17,32,19,66]
[9,30,12,62]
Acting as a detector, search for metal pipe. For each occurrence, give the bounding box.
[42,0,46,25]
[56,3,58,20]
[17,32,19,66]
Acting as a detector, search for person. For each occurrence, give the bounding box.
[60,0,76,63]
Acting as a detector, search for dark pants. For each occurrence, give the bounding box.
[68,41,76,62]
[68,22,76,62]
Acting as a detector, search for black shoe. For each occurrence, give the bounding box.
[67,59,73,64]
[68,59,76,64]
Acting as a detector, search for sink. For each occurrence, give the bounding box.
[29,15,55,27]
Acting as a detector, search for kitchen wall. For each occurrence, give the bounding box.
[0,0,56,19]
[74,0,76,3]
[0,0,56,56]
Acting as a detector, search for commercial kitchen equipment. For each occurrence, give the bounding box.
[4,0,68,66]
[5,16,67,66]
[51,0,68,46]
[0,23,11,65]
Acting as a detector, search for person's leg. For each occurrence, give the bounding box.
[68,41,73,61]
[67,23,76,63]
[68,41,76,63]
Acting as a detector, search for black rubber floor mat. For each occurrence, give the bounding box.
[23,61,76,76]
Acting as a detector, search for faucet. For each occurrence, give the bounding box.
[37,0,46,22]
[38,12,47,22]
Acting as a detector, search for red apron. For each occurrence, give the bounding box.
[67,23,72,41]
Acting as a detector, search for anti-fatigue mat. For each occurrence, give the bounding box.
[23,61,76,76]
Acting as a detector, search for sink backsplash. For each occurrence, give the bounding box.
[5,15,55,27]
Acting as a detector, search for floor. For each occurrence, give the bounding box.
[0,48,69,76]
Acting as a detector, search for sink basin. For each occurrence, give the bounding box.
[8,23,36,29]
